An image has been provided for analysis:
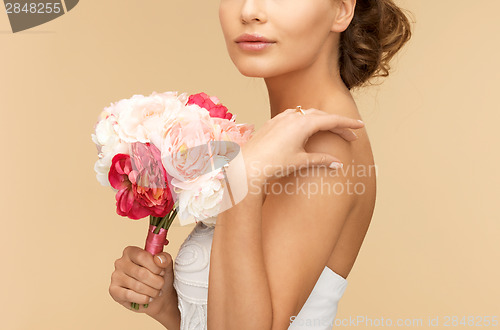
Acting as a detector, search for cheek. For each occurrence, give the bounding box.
[273,4,330,55]
[218,3,233,42]
[276,20,328,67]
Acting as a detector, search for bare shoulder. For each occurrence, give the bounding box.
[310,97,377,278]
[306,96,377,222]
[306,96,373,171]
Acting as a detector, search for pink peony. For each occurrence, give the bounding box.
[108,142,174,220]
[158,106,217,184]
[187,92,234,120]
[211,117,254,146]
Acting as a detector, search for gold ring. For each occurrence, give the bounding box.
[296,105,306,115]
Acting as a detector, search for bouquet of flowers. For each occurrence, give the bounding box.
[91,91,254,309]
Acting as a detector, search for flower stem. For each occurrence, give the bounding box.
[153,201,178,234]
[166,208,178,229]
[153,211,171,234]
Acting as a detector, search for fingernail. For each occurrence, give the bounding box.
[159,290,163,296]
[160,270,165,276]
[149,297,153,303]
[156,255,166,264]
[357,120,364,124]
[329,162,343,169]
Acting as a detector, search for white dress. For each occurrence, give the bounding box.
[173,221,348,330]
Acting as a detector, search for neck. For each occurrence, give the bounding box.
[264,46,351,118]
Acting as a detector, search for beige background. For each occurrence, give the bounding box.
[1,0,499,329]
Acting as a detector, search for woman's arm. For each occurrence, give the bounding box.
[207,159,271,329]
[207,125,356,330]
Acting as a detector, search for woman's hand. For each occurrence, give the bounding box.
[241,107,365,183]
[109,246,178,318]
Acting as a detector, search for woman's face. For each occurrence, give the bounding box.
[219,0,340,78]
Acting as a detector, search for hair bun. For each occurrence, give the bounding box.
[339,0,414,90]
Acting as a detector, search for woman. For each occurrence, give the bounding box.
[109,0,412,329]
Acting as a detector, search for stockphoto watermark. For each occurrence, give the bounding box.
[247,160,378,198]
[290,314,499,328]
[3,0,79,33]
[128,139,378,221]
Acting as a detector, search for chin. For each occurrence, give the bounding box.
[227,45,285,78]
[232,60,279,78]
[237,67,267,78]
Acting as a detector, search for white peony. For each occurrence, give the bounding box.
[91,113,128,186]
[172,169,226,227]
[113,91,188,144]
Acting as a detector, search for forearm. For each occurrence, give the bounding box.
[150,294,181,330]
[207,160,273,329]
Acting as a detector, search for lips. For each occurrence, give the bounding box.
[236,41,274,51]
[234,33,275,43]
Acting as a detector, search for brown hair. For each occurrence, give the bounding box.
[338,0,414,90]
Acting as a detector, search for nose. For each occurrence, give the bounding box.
[240,0,267,24]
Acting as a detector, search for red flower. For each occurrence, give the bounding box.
[187,92,234,120]
[108,143,174,220]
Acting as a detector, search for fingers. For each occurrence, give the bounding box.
[127,246,164,275]
[282,108,299,115]
[303,112,364,139]
[123,260,165,291]
[329,127,359,142]
[109,265,165,311]
[310,111,364,129]
[284,107,365,130]
[110,282,159,306]
[153,252,173,272]
[297,152,343,170]
[281,108,364,142]
[121,271,163,298]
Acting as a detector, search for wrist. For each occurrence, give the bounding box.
[245,160,267,187]
[240,146,267,186]
[147,295,181,329]
[224,147,266,198]
[151,304,181,330]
